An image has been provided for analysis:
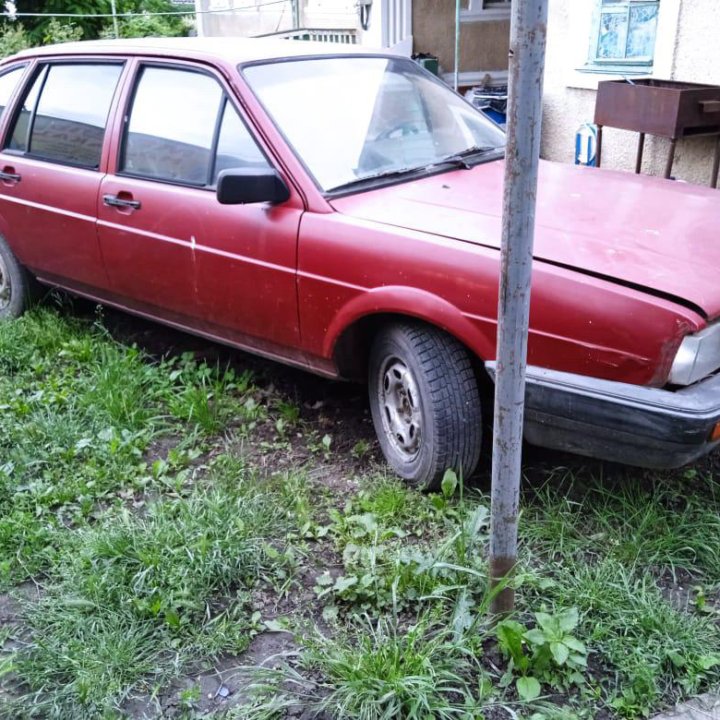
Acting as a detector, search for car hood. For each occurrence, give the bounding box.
[330,159,720,320]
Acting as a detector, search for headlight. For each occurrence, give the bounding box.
[669,323,720,385]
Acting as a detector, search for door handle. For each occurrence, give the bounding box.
[0,167,21,183]
[103,194,141,210]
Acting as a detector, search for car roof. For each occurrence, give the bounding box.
[11,36,391,65]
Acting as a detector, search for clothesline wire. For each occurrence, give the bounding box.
[2,0,292,20]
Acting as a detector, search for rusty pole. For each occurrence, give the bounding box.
[489,0,549,616]
[454,0,460,91]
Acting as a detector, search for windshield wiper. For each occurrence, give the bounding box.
[327,145,504,193]
[429,145,502,170]
[328,165,427,193]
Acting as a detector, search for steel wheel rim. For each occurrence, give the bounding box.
[377,355,423,459]
[0,253,10,311]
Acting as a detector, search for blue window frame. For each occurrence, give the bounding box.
[586,0,660,73]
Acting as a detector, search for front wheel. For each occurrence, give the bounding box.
[0,235,36,321]
[368,322,483,490]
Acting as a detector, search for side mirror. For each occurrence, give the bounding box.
[216,168,290,205]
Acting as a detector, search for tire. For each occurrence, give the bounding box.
[368,322,483,490]
[0,235,36,321]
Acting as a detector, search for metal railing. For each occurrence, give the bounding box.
[258,28,357,44]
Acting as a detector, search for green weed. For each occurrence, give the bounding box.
[168,356,258,435]
[0,309,263,585]
[496,608,588,701]
[319,474,490,612]
[4,462,299,719]
[245,599,500,720]
[522,557,720,717]
[308,613,489,719]
[521,468,720,577]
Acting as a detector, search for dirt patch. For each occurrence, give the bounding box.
[0,583,42,707]
[123,632,301,719]
[0,590,23,629]
[656,567,700,612]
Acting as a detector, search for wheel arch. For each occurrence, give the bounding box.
[326,286,495,384]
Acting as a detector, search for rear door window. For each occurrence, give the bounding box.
[5,63,123,169]
[0,65,26,121]
[121,65,270,187]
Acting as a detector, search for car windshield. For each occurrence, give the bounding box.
[243,56,506,192]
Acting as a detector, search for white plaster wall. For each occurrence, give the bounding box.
[197,0,356,38]
[542,0,720,188]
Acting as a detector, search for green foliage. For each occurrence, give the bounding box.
[329,474,461,548]
[351,439,371,460]
[496,608,589,702]
[102,10,189,39]
[0,24,30,58]
[0,308,262,585]
[440,467,458,499]
[306,430,333,459]
[517,468,720,715]
[42,18,83,44]
[3,309,720,719]
[168,355,259,434]
[317,476,490,612]
[9,1,107,43]
[525,609,588,678]
[3,1,192,46]
[303,609,495,720]
[4,466,299,718]
[545,559,720,718]
[521,468,720,577]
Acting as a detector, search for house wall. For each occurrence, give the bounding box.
[197,0,356,38]
[412,0,509,78]
[542,0,720,188]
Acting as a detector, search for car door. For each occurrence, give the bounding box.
[0,61,124,291]
[98,61,302,350]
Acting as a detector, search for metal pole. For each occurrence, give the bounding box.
[292,0,300,30]
[453,0,460,91]
[489,0,549,617]
[110,0,119,38]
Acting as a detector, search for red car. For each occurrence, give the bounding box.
[1,37,719,489]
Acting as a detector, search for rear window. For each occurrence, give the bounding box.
[5,62,123,169]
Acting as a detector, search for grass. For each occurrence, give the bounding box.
[518,467,720,716]
[2,306,720,719]
[303,468,720,718]
[556,560,720,717]
[4,461,302,718]
[305,610,495,720]
[521,467,720,575]
[0,308,266,586]
[316,473,490,612]
[242,593,506,720]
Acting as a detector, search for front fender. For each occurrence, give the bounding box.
[323,285,495,362]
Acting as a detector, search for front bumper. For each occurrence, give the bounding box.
[485,363,720,469]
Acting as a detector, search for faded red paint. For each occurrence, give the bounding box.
[0,39,713,388]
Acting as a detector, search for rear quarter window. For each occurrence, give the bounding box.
[0,65,26,121]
